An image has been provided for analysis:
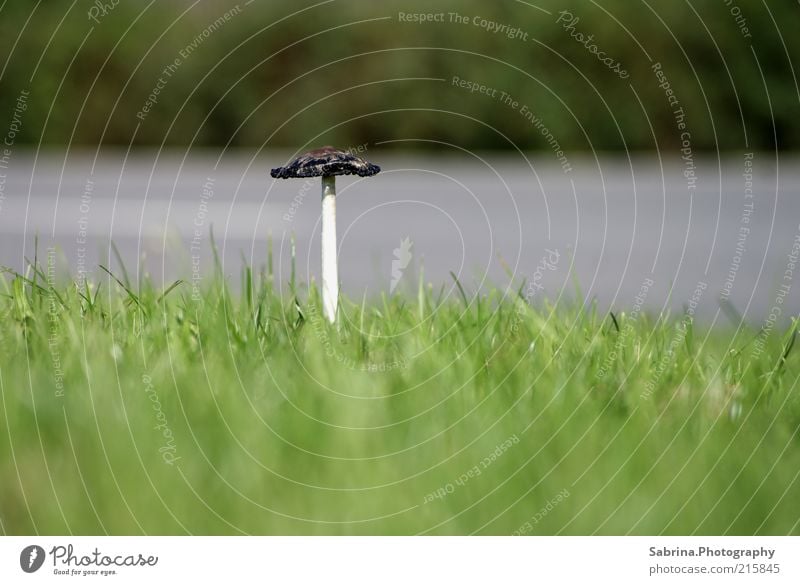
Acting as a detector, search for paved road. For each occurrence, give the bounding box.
[1,149,798,324]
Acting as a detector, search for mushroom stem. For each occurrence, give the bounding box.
[321,175,338,323]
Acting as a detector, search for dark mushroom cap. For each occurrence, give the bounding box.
[270,146,380,179]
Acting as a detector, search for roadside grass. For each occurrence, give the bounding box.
[1,252,799,535]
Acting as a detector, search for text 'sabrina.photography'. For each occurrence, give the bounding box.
[0,1,799,583]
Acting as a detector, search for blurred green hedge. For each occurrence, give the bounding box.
[0,0,797,151]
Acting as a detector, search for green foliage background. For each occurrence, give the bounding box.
[0,0,798,151]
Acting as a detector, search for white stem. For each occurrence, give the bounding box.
[321,175,338,323]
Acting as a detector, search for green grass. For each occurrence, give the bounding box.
[1,253,800,535]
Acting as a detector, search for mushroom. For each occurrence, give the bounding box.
[271,146,380,323]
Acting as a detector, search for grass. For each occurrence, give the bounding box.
[1,249,800,535]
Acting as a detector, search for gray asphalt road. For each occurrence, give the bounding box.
[1,149,798,325]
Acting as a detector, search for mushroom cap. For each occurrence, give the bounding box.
[270,146,380,179]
